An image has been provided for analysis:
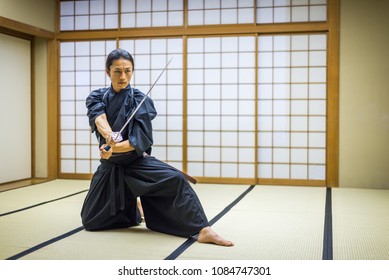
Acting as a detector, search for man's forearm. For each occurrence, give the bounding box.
[112,140,135,153]
[95,114,134,153]
[95,113,112,139]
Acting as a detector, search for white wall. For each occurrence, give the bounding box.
[339,0,389,189]
[0,0,54,180]
[0,33,31,183]
[0,0,55,32]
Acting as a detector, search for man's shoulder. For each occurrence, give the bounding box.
[91,87,110,95]
[132,88,148,101]
[87,87,112,102]
[132,88,144,96]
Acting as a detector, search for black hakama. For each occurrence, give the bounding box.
[81,85,210,237]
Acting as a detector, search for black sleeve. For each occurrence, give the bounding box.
[85,88,107,133]
[129,94,158,155]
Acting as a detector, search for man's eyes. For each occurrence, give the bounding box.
[114,70,132,74]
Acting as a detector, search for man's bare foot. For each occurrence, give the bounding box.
[197,227,234,246]
[137,198,145,222]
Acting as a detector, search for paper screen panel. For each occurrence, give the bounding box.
[257,34,327,180]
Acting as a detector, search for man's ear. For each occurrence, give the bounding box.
[105,69,110,77]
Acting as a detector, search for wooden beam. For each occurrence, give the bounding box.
[326,0,340,187]
[0,16,54,39]
[257,178,326,187]
[47,39,59,179]
[57,22,329,41]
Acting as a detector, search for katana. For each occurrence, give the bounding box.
[104,57,173,151]
[102,58,197,184]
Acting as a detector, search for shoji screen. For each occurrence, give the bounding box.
[257,34,327,180]
[256,0,327,23]
[60,40,116,174]
[187,0,255,25]
[121,0,184,27]
[60,39,183,174]
[58,0,333,185]
[186,0,327,25]
[60,0,119,30]
[187,36,256,179]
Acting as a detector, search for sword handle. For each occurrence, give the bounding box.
[103,132,122,152]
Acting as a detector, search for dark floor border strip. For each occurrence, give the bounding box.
[5,226,85,260]
[0,190,88,217]
[164,184,256,260]
[322,187,333,260]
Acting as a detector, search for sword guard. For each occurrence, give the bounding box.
[111,131,123,143]
[103,132,123,151]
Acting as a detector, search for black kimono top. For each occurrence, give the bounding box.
[86,85,157,155]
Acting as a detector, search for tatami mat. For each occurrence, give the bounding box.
[0,179,89,214]
[0,180,249,260]
[0,193,86,259]
[178,186,326,260]
[20,225,185,260]
[332,188,389,260]
[1,180,389,260]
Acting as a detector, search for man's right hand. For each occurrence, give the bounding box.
[100,144,112,159]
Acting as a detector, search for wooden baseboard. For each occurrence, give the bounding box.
[0,178,53,192]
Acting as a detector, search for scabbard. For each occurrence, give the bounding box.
[162,161,197,184]
[143,152,197,184]
[172,166,197,185]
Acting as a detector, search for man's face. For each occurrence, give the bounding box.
[106,58,133,93]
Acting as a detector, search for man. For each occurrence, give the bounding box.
[81,48,233,246]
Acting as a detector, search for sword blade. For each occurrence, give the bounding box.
[104,57,173,151]
[117,57,173,136]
